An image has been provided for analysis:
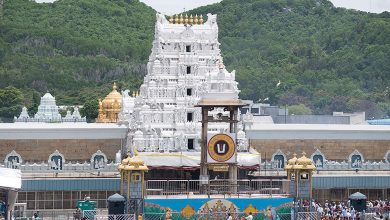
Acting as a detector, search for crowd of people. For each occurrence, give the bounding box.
[309,199,390,220]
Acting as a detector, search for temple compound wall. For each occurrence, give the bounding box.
[0,123,128,164]
[246,124,390,162]
[251,139,389,161]
[0,139,123,162]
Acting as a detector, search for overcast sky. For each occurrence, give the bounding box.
[139,0,390,14]
[34,0,390,14]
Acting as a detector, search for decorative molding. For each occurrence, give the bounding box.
[271,149,286,169]
[311,149,326,169]
[90,150,108,169]
[48,150,65,171]
[348,149,364,169]
[4,150,22,169]
[385,150,390,164]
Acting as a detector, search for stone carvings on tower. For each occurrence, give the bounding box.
[119,13,248,153]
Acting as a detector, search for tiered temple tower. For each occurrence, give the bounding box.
[14,92,86,123]
[120,14,248,152]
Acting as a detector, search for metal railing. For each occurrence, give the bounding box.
[15,210,78,220]
[94,214,135,220]
[14,210,110,220]
[145,179,290,198]
[296,212,320,220]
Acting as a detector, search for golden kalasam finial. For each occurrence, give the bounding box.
[98,99,103,110]
[218,58,225,69]
[185,14,188,25]
[194,14,198,25]
[132,91,135,97]
[174,14,179,24]
[179,14,183,24]
[169,15,173,24]
[199,15,203,24]
[136,91,139,97]
[189,14,193,25]
[113,82,117,91]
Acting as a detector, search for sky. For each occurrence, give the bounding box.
[34,0,390,14]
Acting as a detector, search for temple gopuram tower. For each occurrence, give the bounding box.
[121,14,248,153]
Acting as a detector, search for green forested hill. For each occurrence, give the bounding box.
[0,0,155,119]
[1,0,390,120]
[191,0,390,118]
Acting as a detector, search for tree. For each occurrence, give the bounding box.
[288,104,312,115]
[80,98,99,122]
[0,86,23,121]
[28,91,40,116]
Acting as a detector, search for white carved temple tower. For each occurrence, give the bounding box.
[120,14,248,153]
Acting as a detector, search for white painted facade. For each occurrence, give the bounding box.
[119,14,248,152]
[14,93,86,123]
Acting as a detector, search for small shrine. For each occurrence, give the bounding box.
[118,151,148,215]
[97,83,122,123]
[285,152,316,200]
[14,93,86,123]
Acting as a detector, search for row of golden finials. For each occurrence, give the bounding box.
[169,14,204,25]
[132,91,140,97]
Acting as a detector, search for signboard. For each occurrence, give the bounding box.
[207,133,236,163]
[199,175,209,185]
[209,164,229,172]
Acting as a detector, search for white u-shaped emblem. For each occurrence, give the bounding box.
[216,143,226,154]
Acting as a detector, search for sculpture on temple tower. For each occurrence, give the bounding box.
[97,83,122,123]
[119,13,248,153]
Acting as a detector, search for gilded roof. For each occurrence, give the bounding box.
[285,152,316,170]
[118,153,149,171]
[102,83,122,106]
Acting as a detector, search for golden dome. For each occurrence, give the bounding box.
[96,82,122,123]
[102,83,122,107]
[296,152,313,167]
[118,154,148,171]
[285,152,316,171]
[287,153,298,165]
[121,156,131,165]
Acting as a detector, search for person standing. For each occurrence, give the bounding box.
[227,213,232,220]
[245,212,253,220]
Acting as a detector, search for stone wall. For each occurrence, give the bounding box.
[251,139,390,161]
[0,139,124,162]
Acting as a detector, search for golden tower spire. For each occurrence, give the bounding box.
[194,14,198,25]
[174,14,179,24]
[189,14,193,25]
[179,14,183,24]
[199,15,203,24]
[185,14,188,25]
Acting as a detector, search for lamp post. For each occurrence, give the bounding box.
[276,80,288,124]
[285,104,287,124]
